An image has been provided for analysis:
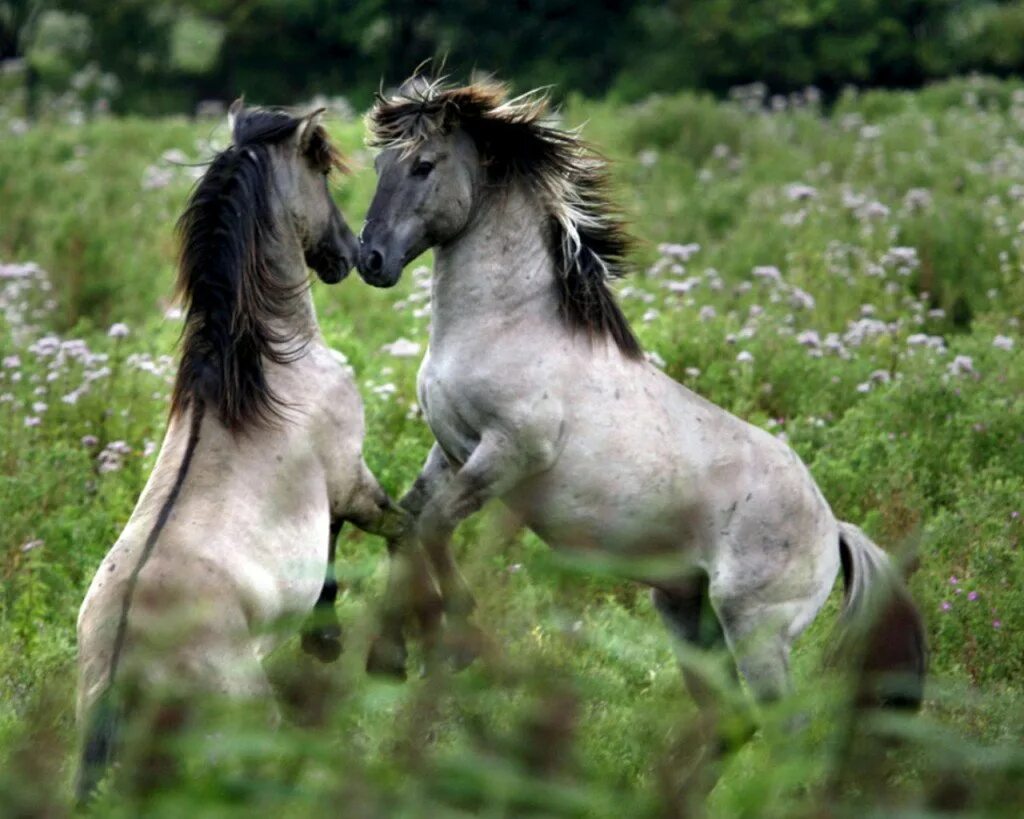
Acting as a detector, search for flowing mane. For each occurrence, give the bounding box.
[367,77,642,359]
[171,107,345,431]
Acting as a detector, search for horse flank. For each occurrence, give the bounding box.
[367,78,642,359]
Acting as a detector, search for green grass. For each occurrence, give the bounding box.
[1,76,1023,816]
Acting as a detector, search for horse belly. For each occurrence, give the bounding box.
[506,461,709,581]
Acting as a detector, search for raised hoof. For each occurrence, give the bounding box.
[300,615,343,664]
[366,636,408,680]
[443,622,486,672]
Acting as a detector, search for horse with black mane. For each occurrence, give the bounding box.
[75,102,438,800]
[354,74,927,773]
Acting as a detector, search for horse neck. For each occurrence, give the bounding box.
[431,182,559,346]
[261,220,321,347]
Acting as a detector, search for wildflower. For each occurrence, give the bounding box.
[3,354,20,368]
[789,287,815,310]
[736,351,754,364]
[860,201,890,220]
[161,148,189,165]
[860,125,882,140]
[24,416,40,427]
[968,591,979,601]
[950,576,959,585]
[641,309,659,323]
[380,338,421,358]
[948,356,977,377]
[993,620,1002,629]
[141,165,174,191]
[32,401,47,414]
[164,306,183,320]
[698,305,716,322]
[903,188,932,212]
[856,382,871,394]
[881,246,920,272]
[665,278,701,294]
[993,335,1014,351]
[81,434,99,447]
[927,308,946,319]
[637,149,658,168]
[684,367,701,378]
[108,322,129,338]
[371,383,397,397]
[645,351,666,369]
[752,265,782,283]
[785,183,817,201]
[940,601,952,612]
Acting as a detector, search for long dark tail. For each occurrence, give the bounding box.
[835,521,927,710]
[76,402,205,804]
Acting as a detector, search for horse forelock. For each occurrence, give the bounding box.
[172,107,323,432]
[368,76,642,359]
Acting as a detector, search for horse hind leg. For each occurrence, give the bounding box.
[652,578,750,807]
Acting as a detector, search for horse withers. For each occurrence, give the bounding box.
[356,76,926,740]
[75,102,437,801]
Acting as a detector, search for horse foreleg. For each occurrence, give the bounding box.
[300,519,345,663]
[415,434,523,670]
[336,462,444,679]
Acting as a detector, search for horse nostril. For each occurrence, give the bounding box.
[366,250,383,274]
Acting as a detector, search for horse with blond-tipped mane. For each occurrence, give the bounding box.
[353,73,926,781]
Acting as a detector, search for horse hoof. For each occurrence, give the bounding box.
[300,621,343,664]
[366,637,407,680]
[445,623,485,671]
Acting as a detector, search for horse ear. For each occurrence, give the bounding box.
[297,107,327,155]
[228,97,244,137]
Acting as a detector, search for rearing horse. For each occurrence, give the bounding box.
[75,103,435,800]
[355,78,926,724]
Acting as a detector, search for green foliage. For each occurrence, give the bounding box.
[13,2,1024,116]
[1,79,1023,814]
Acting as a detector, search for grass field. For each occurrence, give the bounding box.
[1,76,1023,816]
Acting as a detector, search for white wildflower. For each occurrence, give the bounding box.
[645,351,666,369]
[948,355,977,377]
[796,330,821,348]
[752,265,782,283]
[380,338,422,358]
[993,335,1014,351]
[784,183,817,201]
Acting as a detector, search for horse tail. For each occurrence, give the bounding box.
[834,521,927,711]
[75,686,121,804]
[76,400,205,803]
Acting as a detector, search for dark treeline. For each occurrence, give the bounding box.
[4,0,1024,113]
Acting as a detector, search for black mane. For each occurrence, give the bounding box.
[368,78,643,360]
[171,108,323,431]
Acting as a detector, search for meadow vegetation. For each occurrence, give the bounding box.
[1,76,1022,816]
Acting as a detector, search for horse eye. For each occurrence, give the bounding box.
[411,159,435,178]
